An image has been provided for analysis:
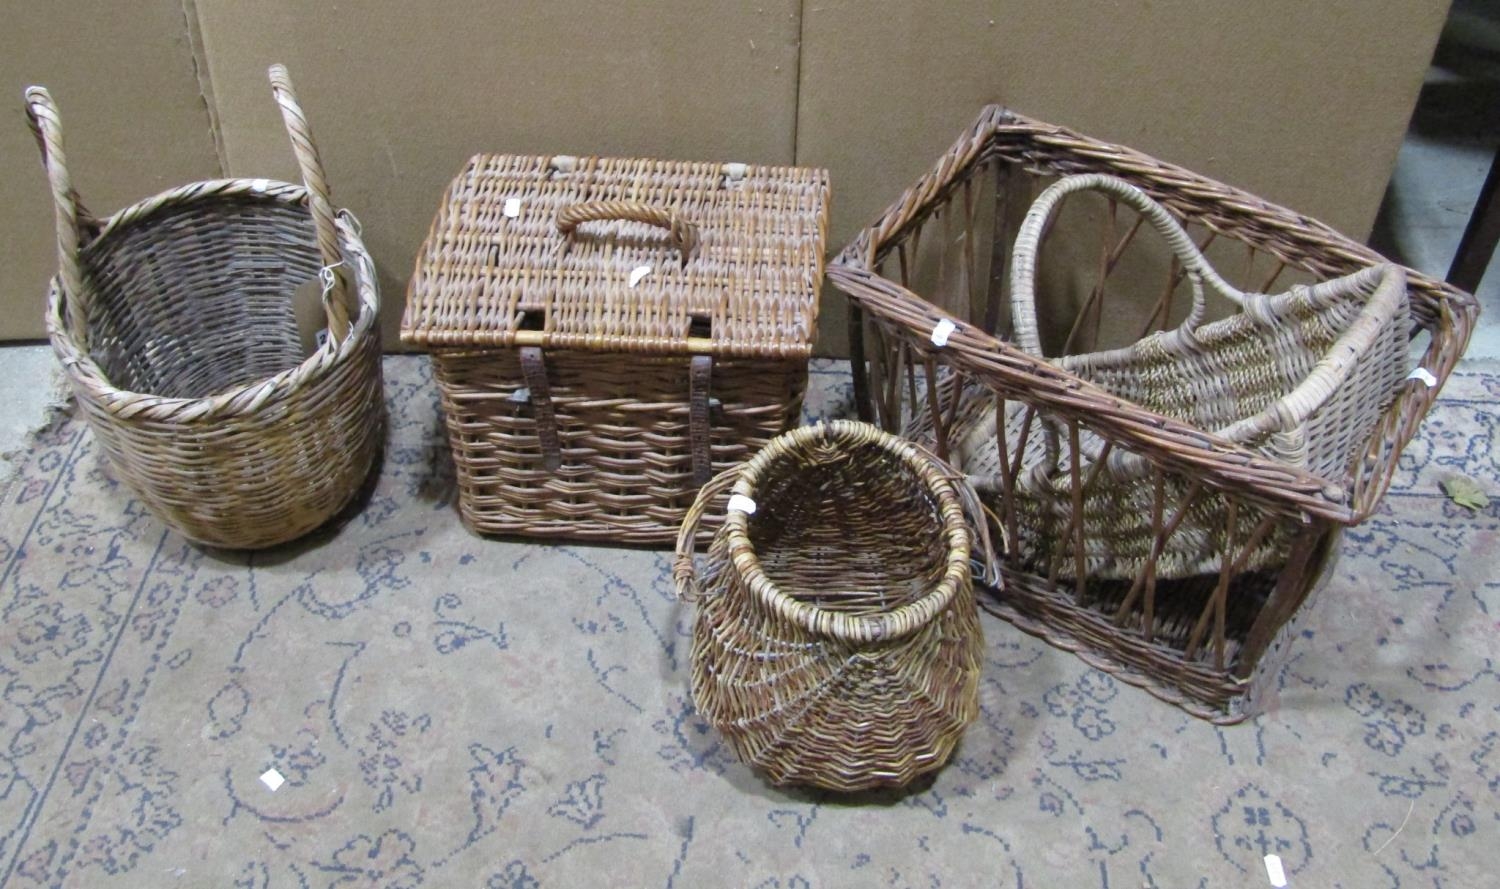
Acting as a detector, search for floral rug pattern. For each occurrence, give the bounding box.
[0,356,1495,888]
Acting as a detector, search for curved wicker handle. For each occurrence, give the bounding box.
[672,464,741,603]
[1010,173,1249,359]
[556,201,700,266]
[24,86,94,344]
[267,64,350,344]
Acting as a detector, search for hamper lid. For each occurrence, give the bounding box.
[401,154,830,358]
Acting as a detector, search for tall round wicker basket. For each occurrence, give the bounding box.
[674,421,990,791]
[24,65,384,549]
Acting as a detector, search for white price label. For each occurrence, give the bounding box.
[1264,853,1287,887]
[727,495,757,515]
[1406,367,1437,388]
[259,768,286,792]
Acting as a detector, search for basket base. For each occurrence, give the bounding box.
[981,533,1343,724]
[456,502,722,546]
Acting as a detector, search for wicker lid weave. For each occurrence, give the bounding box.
[402,154,829,358]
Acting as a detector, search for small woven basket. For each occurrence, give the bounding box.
[956,173,1411,583]
[673,421,990,791]
[25,65,384,549]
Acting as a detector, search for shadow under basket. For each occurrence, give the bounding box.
[674,421,986,791]
[827,106,1478,723]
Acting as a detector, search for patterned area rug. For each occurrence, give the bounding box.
[0,356,1495,888]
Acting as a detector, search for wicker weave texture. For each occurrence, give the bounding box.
[828,107,1477,722]
[674,421,985,791]
[25,66,384,550]
[404,152,828,543]
[961,173,1412,582]
[434,349,805,542]
[402,154,829,357]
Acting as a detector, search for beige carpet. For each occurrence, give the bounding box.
[0,356,1495,888]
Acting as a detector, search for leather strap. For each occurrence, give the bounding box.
[519,346,562,471]
[688,355,714,486]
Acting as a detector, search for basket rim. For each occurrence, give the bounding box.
[44,180,381,424]
[722,420,974,645]
[828,104,1480,527]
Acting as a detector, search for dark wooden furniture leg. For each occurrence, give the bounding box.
[1449,144,1500,294]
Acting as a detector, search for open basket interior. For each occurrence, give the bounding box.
[743,435,955,619]
[73,194,349,401]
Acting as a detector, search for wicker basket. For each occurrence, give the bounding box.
[969,172,1410,583]
[827,107,1478,722]
[25,65,384,550]
[402,154,829,543]
[673,421,990,791]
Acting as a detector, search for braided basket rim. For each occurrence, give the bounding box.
[44,180,380,424]
[722,419,974,644]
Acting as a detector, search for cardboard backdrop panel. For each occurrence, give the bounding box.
[0,3,1449,354]
[0,0,221,341]
[797,0,1450,354]
[192,0,804,349]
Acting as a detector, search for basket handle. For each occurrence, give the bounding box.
[556,201,700,267]
[267,64,351,344]
[1010,173,1249,359]
[23,86,95,344]
[672,464,741,603]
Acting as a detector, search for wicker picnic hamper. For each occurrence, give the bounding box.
[402,153,829,543]
[828,107,1478,722]
[673,421,991,791]
[25,65,384,550]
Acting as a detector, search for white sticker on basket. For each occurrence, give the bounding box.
[259,768,285,792]
[629,265,653,288]
[1407,367,1437,388]
[1264,854,1287,887]
[249,178,271,193]
[930,318,957,347]
[502,198,522,218]
[727,495,757,515]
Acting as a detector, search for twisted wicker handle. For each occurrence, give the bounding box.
[24,86,94,345]
[556,201,700,266]
[1011,173,1249,359]
[672,464,741,603]
[268,64,350,343]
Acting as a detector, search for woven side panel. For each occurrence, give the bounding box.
[691,564,983,787]
[73,331,384,547]
[433,350,805,543]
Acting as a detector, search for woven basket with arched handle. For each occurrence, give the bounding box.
[674,420,993,791]
[950,173,1411,583]
[25,65,384,549]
